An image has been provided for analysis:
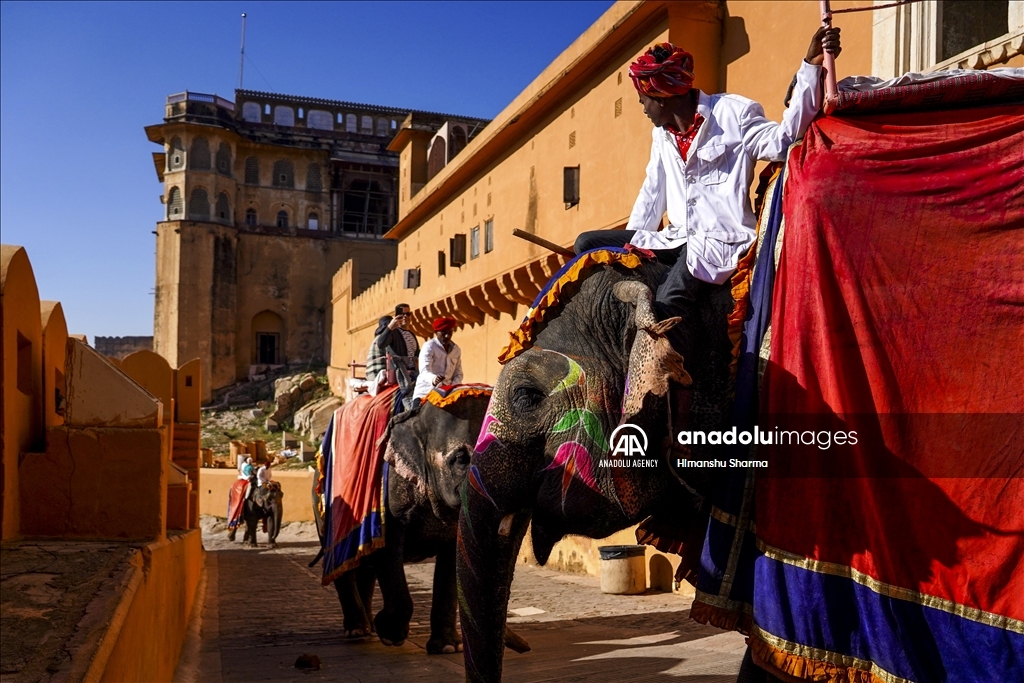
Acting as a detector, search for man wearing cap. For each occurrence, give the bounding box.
[574,26,841,351]
[413,317,463,401]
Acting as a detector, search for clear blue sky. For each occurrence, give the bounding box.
[0,1,613,340]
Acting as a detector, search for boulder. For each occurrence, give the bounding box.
[294,396,343,442]
[299,374,317,391]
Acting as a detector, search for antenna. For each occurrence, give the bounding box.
[238,13,247,90]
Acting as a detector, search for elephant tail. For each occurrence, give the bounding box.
[308,546,325,568]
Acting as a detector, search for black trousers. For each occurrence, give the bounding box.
[573,230,730,351]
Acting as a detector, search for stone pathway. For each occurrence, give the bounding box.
[174,519,745,682]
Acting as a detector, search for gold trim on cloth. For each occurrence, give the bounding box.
[757,539,1024,635]
[752,625,910,683]
[694,589,754,615]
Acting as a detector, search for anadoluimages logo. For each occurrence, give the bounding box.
[609,424,648,457]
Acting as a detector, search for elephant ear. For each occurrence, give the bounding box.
[382,408,428,499]
[612,280,691,422]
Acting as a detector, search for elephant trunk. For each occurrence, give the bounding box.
[457,489,529,683]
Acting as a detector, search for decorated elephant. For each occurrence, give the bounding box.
[312,386,530,656]
[457,251,736,682]
[242,479,283,547]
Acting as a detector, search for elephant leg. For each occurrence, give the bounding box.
[333,568,374,637]
[373,524,413,647]
[426,539,460,655]
[227,526,237,542]
[355,563,376,631]
[246,513,258,546]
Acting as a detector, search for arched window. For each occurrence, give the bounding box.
[307,109,333,130]
[450,125,468,159]
[216,142,232,176]
[272,160,294,188]
[168,137,185,170]
[345,114,357,133]
[244,156,260,185]
[276,210,289,228]
[216,192,230,221]
[376,117,389,136]
[360,115,372,133]
[245,208,257,226]
[242,102,262,122]
[189,188,210,220]
[273,105,295,126]
[167,187,183,218]
[189,137,211,170]
[307,212,319,230]
[306,162,322,192]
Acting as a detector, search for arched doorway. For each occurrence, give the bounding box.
[251,310,284,365]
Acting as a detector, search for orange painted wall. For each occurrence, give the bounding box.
[40,301,68,429]
[94,530,203,683]
[20,427,168,540]
[1,245,44,539]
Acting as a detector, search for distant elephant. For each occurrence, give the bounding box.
[312,392,529,656]
[242,480,283,547]
[457,259,735,682]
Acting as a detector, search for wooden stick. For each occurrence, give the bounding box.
[512,229,576,258]
[820,0,840,115]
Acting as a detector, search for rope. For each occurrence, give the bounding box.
[830,0,919,14]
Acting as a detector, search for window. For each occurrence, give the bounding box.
[308,212,319,230]
[189,188,210,220]
[360,115,373,133]
[242,101,262,122]
[244,156,260,185]
[341,179,392,237]
[276,210,289,228]
[245,208,257,226]
[376,117,389,136]
[272,159,294,188]
[189,137,211,170]
[568,131,576,149]
[306,162,322,192]
[614,98,623,118]
[450,233,467,267]
[216,192,230,221]
[216,142,232,176]
[564,166,580,209]
[470,226,480,259]
[17,332,32,395]
[940,0,1010,62]
[307,109,333,130]
[167,187,183,218]
[168,137,185,170]
[484,219,494,253]
[346,114,357,133]
[298,107,304,119]
[438,250,446,276]
[264,104,271,115]
[274,105,295,126]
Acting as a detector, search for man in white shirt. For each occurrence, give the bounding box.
[574,26,841,352]
[413,317,464,401]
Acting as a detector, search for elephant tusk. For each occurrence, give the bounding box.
[498,513,515,537]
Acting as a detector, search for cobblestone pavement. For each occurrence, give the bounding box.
[174,519,745,683]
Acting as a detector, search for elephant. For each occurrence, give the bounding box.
[457,258,738,682]
[312,391,531,656]
[241,479,283,547]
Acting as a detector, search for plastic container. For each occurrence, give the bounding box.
[598,545,647,594]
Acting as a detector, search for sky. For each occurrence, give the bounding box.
[0,0,614,339]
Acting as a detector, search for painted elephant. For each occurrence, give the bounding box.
[312,392,530,656]
[242,479,283,547]
[457,259,736,682]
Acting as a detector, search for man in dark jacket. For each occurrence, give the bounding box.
[366,303,419,395]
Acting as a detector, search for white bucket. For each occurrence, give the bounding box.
[598,545,646,594]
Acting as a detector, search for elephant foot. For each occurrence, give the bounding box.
[341,628,371,640]
[426,636,463,655]
[227,528,236,542]
[378,636,406,647]
[374,612,409,649]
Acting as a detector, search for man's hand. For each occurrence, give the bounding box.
[432,375,445,386]
[805,25,841,66]
[387,315,405,331]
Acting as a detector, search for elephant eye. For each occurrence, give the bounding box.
[512,385,546,412]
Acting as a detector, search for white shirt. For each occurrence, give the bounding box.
[257,465,272,487]
[414,338,463,400]
[626,60,822,284]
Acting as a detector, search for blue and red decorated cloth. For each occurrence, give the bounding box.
[694,102,1024,681]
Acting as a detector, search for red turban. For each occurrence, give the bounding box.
[432,317,457,332]
[628,43,695,98]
